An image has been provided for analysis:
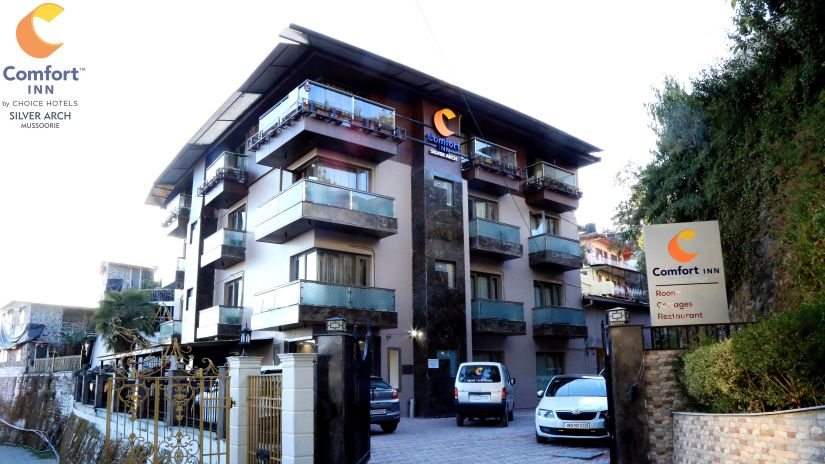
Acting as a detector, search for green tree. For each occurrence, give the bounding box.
[92,290,157,353]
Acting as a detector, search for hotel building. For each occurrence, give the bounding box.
[146,25,601,416]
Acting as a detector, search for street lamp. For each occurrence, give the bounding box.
[239,323,252,356]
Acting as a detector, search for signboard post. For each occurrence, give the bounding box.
[644,221,730,326]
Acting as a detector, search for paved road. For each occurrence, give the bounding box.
[371,410,610,464]
[0,445,57,464]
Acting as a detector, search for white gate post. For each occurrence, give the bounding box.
[280,353,316,464]
[228,355,263,464]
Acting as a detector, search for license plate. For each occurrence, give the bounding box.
[469,394,490,402]
[564,422,590,429]
[370,409,386,416]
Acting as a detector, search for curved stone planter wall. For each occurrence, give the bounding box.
[673,406,825,463]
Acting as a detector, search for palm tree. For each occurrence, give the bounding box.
[92,289,158,353]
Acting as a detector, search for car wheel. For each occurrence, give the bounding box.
[380,422,398,433]
[456,414,464,426]
[499,413,508,427]
[508,409,514,421]
[536,432,548,444]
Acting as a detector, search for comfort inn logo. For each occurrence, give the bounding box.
[433,108,456,137]
[17,3,64,58]
[667,229,698,263]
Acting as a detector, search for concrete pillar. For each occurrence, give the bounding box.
[228,356,263,464]
[607,324,649,464]
[280,353,315,464]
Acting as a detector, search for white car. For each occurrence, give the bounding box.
[535,375,608,442]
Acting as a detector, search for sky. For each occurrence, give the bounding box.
[0,1,735,307]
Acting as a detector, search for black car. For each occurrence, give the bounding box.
[370,377,400,433]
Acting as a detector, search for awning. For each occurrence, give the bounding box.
[0,322,46,350]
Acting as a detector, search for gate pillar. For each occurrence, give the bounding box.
[228,355,263,464]
[280,353,316,464]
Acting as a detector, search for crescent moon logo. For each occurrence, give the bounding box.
[433,108,456,137]
[668,229,698,263]
[16,3,64,59]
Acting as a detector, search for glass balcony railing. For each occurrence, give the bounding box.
[526,162,577,187]
[198,152,247,196]
[254,280,395,314]
[471,299,524,321]
[249,80,396,150]
[528,233,581,256]
[463,138,521,176]
[533,306,586,326]
[258,179,395,222]
[199,305,242,327]
[161,194,191,228]
[469,218,520,244]
[202,228,246,253]
[158,320,182,342]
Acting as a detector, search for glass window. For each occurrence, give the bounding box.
[185,288,193,312]
[470,272,501,300]
[292,249,370,286]
[536,352,565,391]
[468,196,497,221]
[189,221,197,245]
[302,159,370,191]
[458,364,501,383]
[534,281,563,307]
[434,261,455,289]
[388,348,401,390]
[224,278,242,306]
[530,212,559,236]
[228,205,246,231]
[433,178,453,206]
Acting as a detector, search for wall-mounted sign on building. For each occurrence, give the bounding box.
[643,221,730,326]
[427,108,460,161]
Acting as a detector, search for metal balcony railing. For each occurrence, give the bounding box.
[197,152,247,196]
[161,194,191,228]
[471,299,524,321]
[462,138,522,178]
[523,161,582,198]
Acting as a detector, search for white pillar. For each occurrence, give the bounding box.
[280,353,316,464]
[228,355,263,464]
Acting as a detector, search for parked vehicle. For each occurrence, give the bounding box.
[454,362,515,427]
[535,374,608,442]
[370,377,400,433]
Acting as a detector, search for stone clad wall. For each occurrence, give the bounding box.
[0,372,76,449]
[673,407,825,463]
[643,349,689,463]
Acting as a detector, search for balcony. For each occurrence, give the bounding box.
[197,152,247,208]
[522,162,582,212]
[468,218,523,260]
[196,305,242,340]
[161,257,185,290]
[251,280,397,331]
[255,179,397,244]
[586,253,638,272]
[532,306,587,338]
[161,194,191,238]
[461,138,522,195]
[586,281,649,303]
[157,320,182,344]
[528,233,583,271]
[246,80,406,169]
[471,299,526,335]
[141,288,176,303]
[201,228,246,270]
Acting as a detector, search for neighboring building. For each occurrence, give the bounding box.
[579,227,650,373]
[145,25,601,416]
[0,301,94,374]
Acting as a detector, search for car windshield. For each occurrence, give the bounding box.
[458,365,501,383]
[370,379,392,389]
[545,378,606,397]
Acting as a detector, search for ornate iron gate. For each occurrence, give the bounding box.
[248,374,283,463]
[103,340,231,464]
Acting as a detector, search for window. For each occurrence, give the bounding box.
[470,271,501,300]
[473,351,504,363]
[468,196,497,221]
[536,352,565,391]
[530,212,559,236]
[302,158,370,191]
[534,281,563,307]
[185,288,193,311]
[228,205,246,231]
[224,278,242,306]
[434,261,455,289]
[433,177,453,206]
[388,348,401,390]
[292,249,370,286]
[189,221,197,245]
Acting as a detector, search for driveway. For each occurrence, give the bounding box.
[371,409,610,463]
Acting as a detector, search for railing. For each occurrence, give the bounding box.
[248,374,282,464]
[141,288,176,302]
[203,228,246,254]
[533,306,586,326]
[528,233,581,256]
[29,355,82,373]
[161,194,191,228]
[197,152,247,196]
[644,323,751,350]
[586,253,638,271]
[257,179,395,223]
[157,320,182,343]
[587,281,648,301]
[254,280,395,314]
[199,305,243,326]
[247,80,397,151]
[469,218,521,244]
[471,299,524,321]
[462,138,522,178]
[523,161,582,198]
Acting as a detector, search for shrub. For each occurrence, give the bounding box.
[680,339,758,413]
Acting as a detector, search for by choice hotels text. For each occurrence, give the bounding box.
[3,100,78,128]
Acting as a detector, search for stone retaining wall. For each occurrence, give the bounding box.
[643,349,689,463]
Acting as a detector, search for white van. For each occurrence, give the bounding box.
[453,362,516,427]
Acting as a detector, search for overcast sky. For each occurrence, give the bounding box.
[0,1,735,307]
